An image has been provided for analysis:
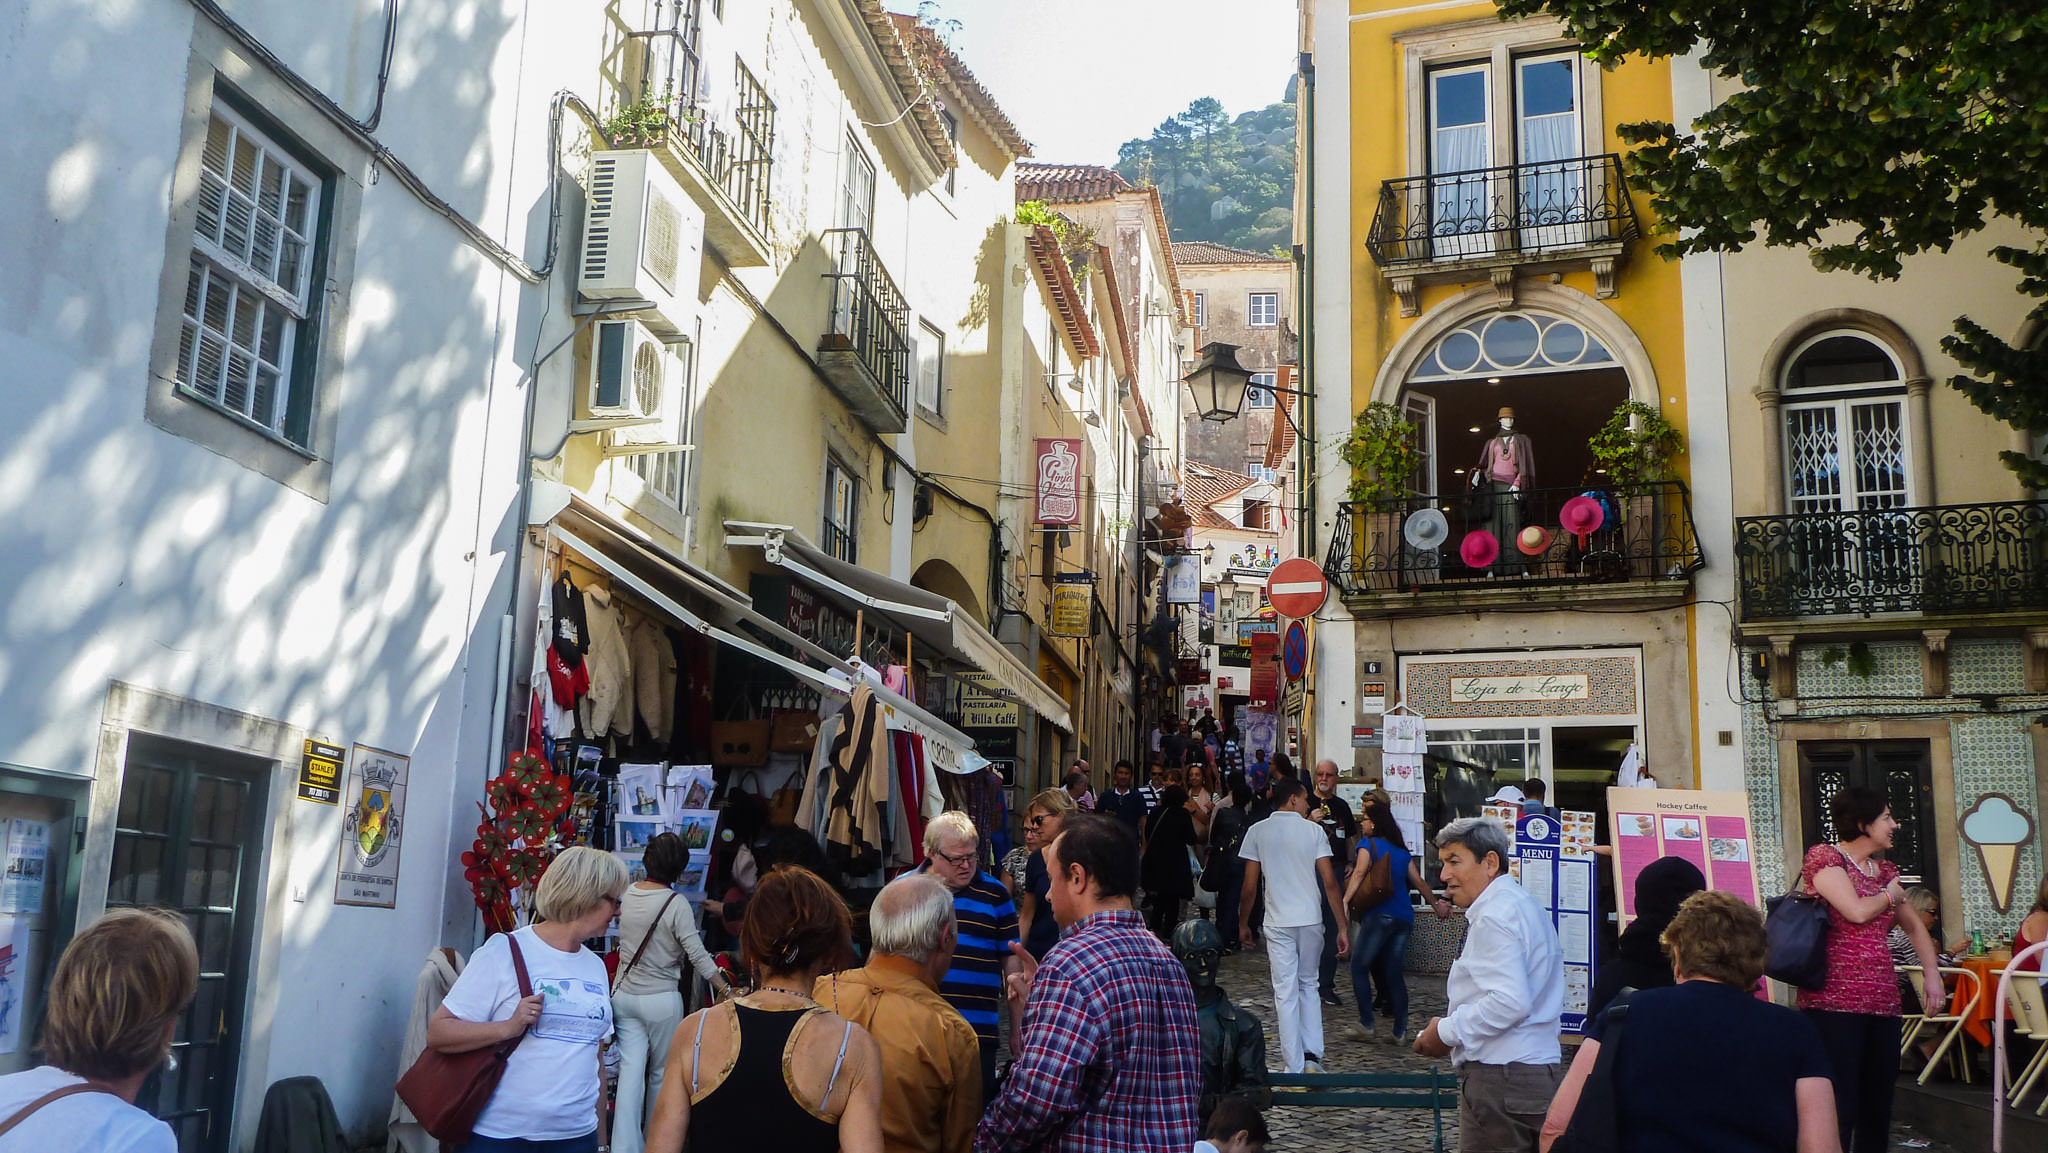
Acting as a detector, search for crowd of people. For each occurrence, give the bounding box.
[0,752,2001,1153]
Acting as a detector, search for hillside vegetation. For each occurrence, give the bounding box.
[1114,91,1296,254]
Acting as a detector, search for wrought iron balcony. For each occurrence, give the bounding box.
[1366,154,1640,269]
[1325,482,1702,609]
[628,0,776,260]
[817,227,911,433]
[1735,501,2048,621]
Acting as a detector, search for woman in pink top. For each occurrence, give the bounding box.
[1799,786,1945,1153]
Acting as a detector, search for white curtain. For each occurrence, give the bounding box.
[1519,111,1581,245]
[1431,124,1491,254]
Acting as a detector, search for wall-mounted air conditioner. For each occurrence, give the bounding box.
[580,150,703,334]
[587,318,669,424]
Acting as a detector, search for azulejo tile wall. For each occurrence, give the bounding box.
[1740,638,2042,934]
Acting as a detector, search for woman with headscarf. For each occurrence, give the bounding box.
[1586,856,1705,1021]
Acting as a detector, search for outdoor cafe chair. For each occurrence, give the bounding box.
[1902,964,1983,1086]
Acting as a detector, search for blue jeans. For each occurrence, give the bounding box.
[456,1132,600,1153]
[1350,912,1412,1035]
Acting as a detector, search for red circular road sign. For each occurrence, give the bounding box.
[1266,558,1329,619]
[1282,622,1309,680]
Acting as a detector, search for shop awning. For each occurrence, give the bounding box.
[550,504,979,767]
[724,521,1074,732]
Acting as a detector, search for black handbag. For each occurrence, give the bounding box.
[1555,998,1629,1153]
[1765,885,1835,990]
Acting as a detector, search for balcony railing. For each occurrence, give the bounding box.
[1325,482,1702,601]
[818,227,911,427]
[1735,501,2048,620]
[1366,154,1640,267]
[633,0,775,236]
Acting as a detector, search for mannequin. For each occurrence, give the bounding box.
[1469,407,1536,574]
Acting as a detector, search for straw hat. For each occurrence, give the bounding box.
[1498,406,1516,420]
[1516,525,1554,556]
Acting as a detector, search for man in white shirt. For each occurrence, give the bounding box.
[1414,816,1564,1153]
[1237,778,1349,1073]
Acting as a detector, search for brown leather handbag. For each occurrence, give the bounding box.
[1347,839,1396,918]
[395,934,534,1144]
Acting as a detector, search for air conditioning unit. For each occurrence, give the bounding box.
[580,150,703,334]
[587,318,669,425]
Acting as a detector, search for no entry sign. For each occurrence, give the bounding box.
[1266,558,1329,619]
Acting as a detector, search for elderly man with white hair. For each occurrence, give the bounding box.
[816,874,981,1153]
[918,809,1022,1104]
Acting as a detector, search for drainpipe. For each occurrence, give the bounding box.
[1298,49,1318,564]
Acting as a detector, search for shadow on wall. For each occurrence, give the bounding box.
[0,0,546,1139]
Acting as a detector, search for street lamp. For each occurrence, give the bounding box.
[1186,341,1254,423]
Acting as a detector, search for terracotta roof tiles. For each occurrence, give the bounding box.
[1015,162,1134,204]
[1172,240,1290,266]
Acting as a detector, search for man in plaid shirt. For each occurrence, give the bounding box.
[976,812,1202,1152]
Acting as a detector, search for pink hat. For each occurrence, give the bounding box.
[1559,496,1606,547]
[1460,529,1500,569]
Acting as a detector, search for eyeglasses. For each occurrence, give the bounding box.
[932,847,976,868]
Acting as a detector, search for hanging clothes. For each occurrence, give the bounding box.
[890,731,926,871]
[579,585,633,739]
[824,684,891,878]
[552,573,590,666]
[798,712,845,844]
[535,576,579,738]
[627,614,677,742]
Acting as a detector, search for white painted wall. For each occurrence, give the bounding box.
[0,0,584,1140]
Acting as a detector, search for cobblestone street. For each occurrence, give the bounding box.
[1215,943,1966,1153]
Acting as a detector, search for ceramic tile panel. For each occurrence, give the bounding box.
[1795,640,1922,698]
[1951,637,2028,696]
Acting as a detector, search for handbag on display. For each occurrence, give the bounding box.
[768,710,818,754]
[394,936,534,1143]
[709,720,771,766]
[1346,838,1396,918]
[1764,851,1840,990]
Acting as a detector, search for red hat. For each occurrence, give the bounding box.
[1516,525,1554,556]
[1460,529,1500,569]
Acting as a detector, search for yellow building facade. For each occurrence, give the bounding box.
[1304,1,1720,841]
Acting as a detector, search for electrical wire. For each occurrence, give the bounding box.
[356,0,401,132]
[184,0,592,285]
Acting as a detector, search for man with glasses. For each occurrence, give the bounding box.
[919,810,1021,1104]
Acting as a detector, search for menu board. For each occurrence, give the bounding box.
[1608,788,1759,926]
[1517,811,1599,1033]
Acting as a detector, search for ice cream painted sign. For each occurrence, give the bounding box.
[1960,793,2036,914]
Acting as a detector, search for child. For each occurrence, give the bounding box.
[1195,1096,1269,1153]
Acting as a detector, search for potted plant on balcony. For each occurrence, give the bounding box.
[1339,402,1422,589]
[603,99,674,149]
[1587,400,1685,571]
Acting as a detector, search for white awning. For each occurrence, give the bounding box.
[549,506,979,767]
[724,521,1074,732]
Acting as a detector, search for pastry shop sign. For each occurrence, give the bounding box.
[1449,673,1589,705]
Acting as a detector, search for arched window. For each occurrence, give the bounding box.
[1779,332,1912,512]
[1409,311,1616,381]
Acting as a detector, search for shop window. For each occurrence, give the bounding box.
[823,455,858,563]
[174,100,332,450]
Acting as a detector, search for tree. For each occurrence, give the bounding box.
[1497,1,2048,485]
[1183,96,1230,167]
[1111,94,1297,253]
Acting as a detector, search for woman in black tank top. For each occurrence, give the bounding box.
[643,865,881,1153]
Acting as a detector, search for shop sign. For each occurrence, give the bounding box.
[296,738,346,804]
[335,744,410,909]
[1163,556,1201,604]
[1035,438,1082,525]
[1448,673,1590,706]
[1050,575,1091,638]
[1218,644,1252,666]
[1359,681,1387,714]
[964,727,1018,759]
[1249,631,1280,706]
[1282,677,1306,717]
[1351,725,1381,749]
[957,673,1020,728]
[1235,619,1277,637]
[781,578,855,656]
[1608,788,1760,922]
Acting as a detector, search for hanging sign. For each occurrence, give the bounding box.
[296,738,346,804]
[957,673,1020,728]
[1050,573,1092,637]
[335,744,410,909]
[1034,438,1082,525]
[1164,556,1201,604]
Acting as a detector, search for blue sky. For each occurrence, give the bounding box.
[914,0,1300,166]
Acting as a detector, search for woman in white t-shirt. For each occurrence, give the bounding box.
[432,846,627,1152]
[0,907,198,1152]
[613,834,730,1153]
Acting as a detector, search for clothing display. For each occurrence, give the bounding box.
[578,585,633,739]
[551,574,589,666]
[627,616,677,743]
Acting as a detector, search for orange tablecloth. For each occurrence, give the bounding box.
[1956,956,2008,1047]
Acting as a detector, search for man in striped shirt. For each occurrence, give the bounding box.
[921,810,1021,1103]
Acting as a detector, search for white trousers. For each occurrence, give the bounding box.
[612,988,686,1153]
[1266,921,1324,1072]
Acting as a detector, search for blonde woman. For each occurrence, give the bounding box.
[0,909,197,1148]
[1018,787,1078,960]
[1183,763,1219,848]
[430,846,628,1152]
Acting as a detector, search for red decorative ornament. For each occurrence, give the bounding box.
[504,752,549,795]
[485,776,519,814]
[506,803,547,845]
[526,773,572,819]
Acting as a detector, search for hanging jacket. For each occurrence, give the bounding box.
[551,574,589,666]
[825,684,890,875]
[627,615,677,742]
[579,585,633,738]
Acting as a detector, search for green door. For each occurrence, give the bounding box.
[107,737,267,1153]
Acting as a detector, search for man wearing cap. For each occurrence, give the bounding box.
[1469,406,1535,576]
